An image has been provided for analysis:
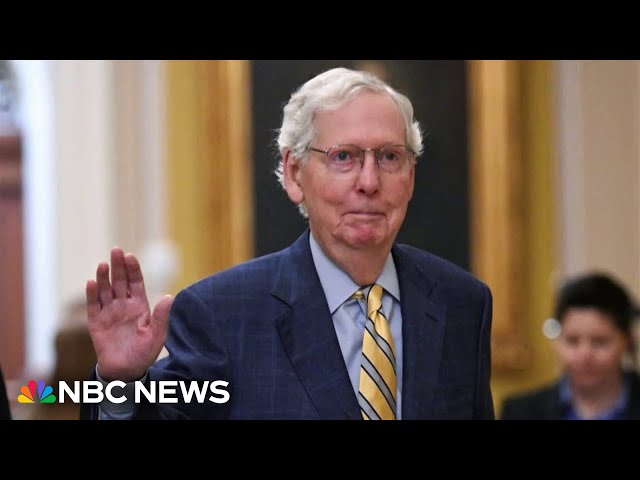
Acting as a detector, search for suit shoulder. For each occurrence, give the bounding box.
[179,249,285,301]
[503,384,557,405]
[500,383,558,420]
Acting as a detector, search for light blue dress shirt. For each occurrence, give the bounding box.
[559,373,631,420]
[309,232,404,418]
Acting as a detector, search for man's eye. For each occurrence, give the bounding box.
[332,150,353,162]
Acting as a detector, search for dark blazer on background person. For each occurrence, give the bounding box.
[0,366,11,420]
[82,230,494,420]
[500,372,640,420]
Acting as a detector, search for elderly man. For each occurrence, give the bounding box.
[83,67,494,420]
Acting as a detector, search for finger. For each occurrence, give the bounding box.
[151,294,174,331]
[86,279,101,320]
[110,247,128,298]
[96,261,113,307]
[125,253,147,299]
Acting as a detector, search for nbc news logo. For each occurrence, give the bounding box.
[17,379,230,404]
[18,380,56,404]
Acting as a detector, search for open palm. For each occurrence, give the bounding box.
[85,247,174,382]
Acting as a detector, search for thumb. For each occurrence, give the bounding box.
[152,294,174,329]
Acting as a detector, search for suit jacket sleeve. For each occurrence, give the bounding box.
[137,287,232,420]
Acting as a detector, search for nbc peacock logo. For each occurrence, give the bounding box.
[17,380,57,404]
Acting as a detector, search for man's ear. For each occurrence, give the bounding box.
[283,150,304,204]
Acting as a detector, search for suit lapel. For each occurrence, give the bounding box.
[272,231,361,420]
[393,246,447,420]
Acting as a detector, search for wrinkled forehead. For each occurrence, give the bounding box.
[313,89,400,118]
[312,92,406,144]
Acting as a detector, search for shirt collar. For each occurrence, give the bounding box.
[309,231,400,314]
[558,373,631,420]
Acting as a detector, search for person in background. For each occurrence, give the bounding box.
[81,67,494,420]
[501,272,640,420]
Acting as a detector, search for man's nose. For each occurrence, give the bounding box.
[356,151,381,194]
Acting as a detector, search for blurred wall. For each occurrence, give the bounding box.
[556,60,639,292]
[487,61,558,412]
[494,60,640,415]
[13,60,170,378]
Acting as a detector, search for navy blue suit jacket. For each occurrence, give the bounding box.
[84,230,494,420]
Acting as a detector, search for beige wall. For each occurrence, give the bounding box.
[16,60,172,375]
[555,60,640,301]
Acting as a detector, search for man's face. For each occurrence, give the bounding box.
[286,91,415,257]
[555,307,630,392]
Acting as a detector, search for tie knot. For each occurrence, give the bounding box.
[367,284,383,316]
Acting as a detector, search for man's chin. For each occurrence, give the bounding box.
[343,229,387,249]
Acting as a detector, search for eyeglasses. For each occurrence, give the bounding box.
[307,144,416,175]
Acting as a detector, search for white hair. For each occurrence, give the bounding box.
[275,67,423,217]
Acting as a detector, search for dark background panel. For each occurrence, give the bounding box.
[251,60,469,270]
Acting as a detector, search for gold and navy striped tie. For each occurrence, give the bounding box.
[354,284,397,420]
